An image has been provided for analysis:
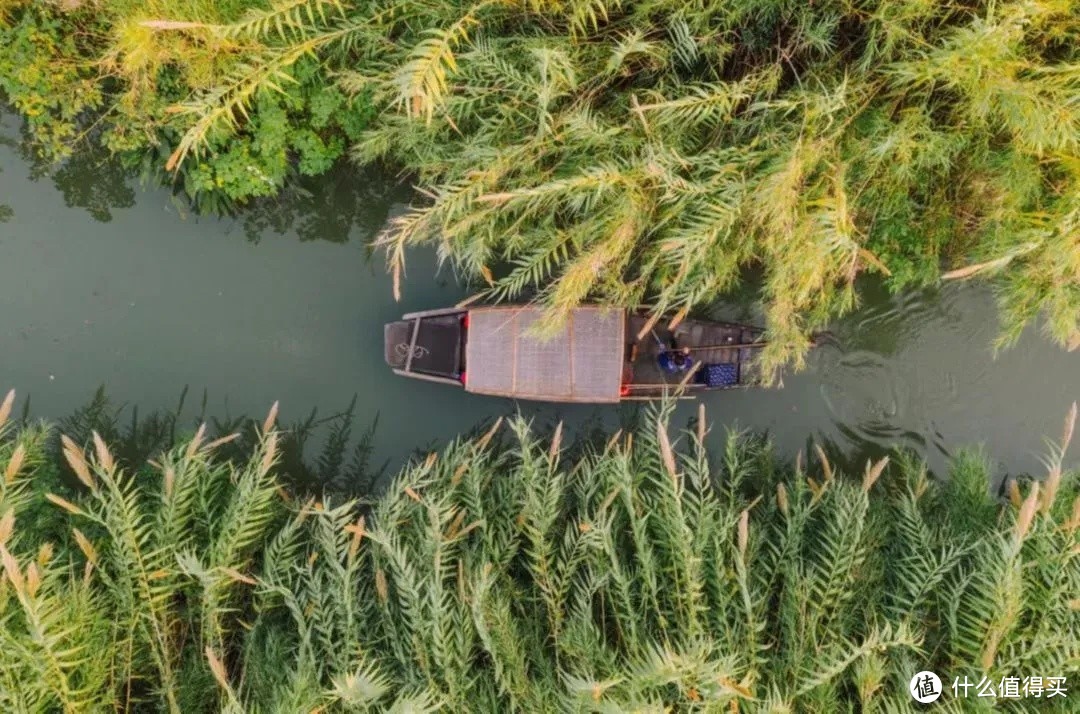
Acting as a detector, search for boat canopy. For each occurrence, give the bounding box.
[465,306,626,402]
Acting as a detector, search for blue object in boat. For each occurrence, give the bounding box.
[702,362,739,387]
[658,350,694,374]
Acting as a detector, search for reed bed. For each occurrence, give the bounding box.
[0,388,1077,711]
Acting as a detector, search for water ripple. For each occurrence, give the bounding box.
[814,284,985,460]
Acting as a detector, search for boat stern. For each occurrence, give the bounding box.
[384,309,467,382]
[384,320,413,369]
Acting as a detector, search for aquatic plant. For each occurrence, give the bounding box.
[1,388,1076,711]
[39,385,383,495]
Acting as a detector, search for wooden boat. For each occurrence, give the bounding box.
[384,305,766,403]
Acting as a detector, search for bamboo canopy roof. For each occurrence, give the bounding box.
[465,306,625,402]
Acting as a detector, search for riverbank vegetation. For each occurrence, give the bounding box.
[2,1,1078,369]
[1,389,1078,710]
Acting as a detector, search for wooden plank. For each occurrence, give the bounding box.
[567,310,576,399]
[403,318,421,373]
[635,310,663,341]
[454,293,485,309]
[464,388,620,403]
[510,312,519,393]
[679,360,702,387]
[402,306,466,320]
[392,369,463,387]
[630,308,763,334]
[685,341,767,352]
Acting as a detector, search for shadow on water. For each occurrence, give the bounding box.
[833,278,968,355]
[16,386,387,497]
[1,113,136,222]
[0,105,411,245]
[236,164,414,245]
[0,125,19,223]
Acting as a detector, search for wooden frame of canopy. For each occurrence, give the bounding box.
[463,306,626,403]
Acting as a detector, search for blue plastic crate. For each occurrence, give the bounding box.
[702,362,739,387]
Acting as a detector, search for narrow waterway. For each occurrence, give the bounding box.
[1,109,1076,481]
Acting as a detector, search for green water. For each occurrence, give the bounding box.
[1,110,1077,480]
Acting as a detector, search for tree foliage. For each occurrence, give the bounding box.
[3,0,1076,371]
[347,0,1080,370]
[1,387,1078,711]
[0,0,374,212]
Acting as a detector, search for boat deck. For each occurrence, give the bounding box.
[625,314,763,394]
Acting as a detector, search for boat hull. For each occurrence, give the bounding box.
[384,306,768,402]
